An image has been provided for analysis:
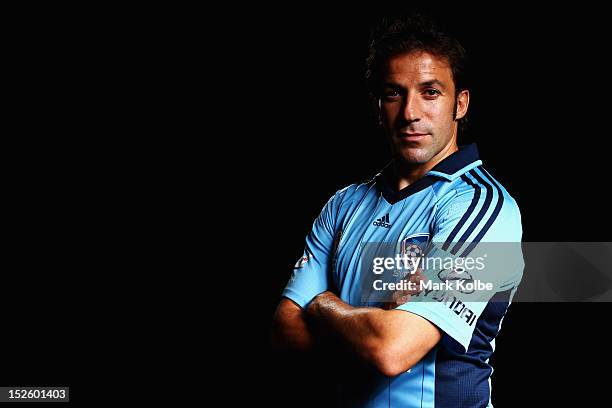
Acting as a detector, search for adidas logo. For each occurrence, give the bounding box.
[373,213,392,228]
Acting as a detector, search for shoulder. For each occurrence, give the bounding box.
[326,178,378,209]
[433,165,522,242]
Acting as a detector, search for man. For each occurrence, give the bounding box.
[273,14,523,407]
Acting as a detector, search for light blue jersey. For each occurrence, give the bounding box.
[283,144,524,407]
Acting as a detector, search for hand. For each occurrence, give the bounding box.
[307,291,337,316]
[382,268,426,310]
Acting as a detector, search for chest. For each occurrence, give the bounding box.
[331,191,439,303]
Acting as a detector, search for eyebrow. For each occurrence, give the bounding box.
[419,80,446,89]
[382,79,447,90]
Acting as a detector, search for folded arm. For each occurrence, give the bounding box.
[306,291,441,376]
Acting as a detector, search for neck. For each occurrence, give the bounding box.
[392,141,459,191]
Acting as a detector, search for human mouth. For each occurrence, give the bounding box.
[398,132,429,142]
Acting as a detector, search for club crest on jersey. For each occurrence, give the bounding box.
[400,233,430,257]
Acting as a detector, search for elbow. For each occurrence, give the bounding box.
[366,340,413,377]
[360,311,441,377]
[373,351,411,378]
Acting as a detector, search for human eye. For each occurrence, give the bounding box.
[382,88,402,101]
[422,88,441,99]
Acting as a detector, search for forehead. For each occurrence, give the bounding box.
[382,51,453,85]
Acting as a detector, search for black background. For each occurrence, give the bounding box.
[4,2,611,406]
[242,3,612,407]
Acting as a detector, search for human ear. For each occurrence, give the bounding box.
[455,90,470,120]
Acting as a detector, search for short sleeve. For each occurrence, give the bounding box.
[397,168,524,351]
[282,192,339,309]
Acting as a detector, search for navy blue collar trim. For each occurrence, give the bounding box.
[375,144,480,204]
[429,143,480,176]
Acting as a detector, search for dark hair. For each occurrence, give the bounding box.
[366,13,470,128]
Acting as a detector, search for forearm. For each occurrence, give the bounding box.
[307,292,397,367]
[306,291,442,376]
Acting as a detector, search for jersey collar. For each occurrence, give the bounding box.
[426,143,482,181]
[375,144,482,204]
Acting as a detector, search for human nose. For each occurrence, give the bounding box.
[402,93,420,123]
